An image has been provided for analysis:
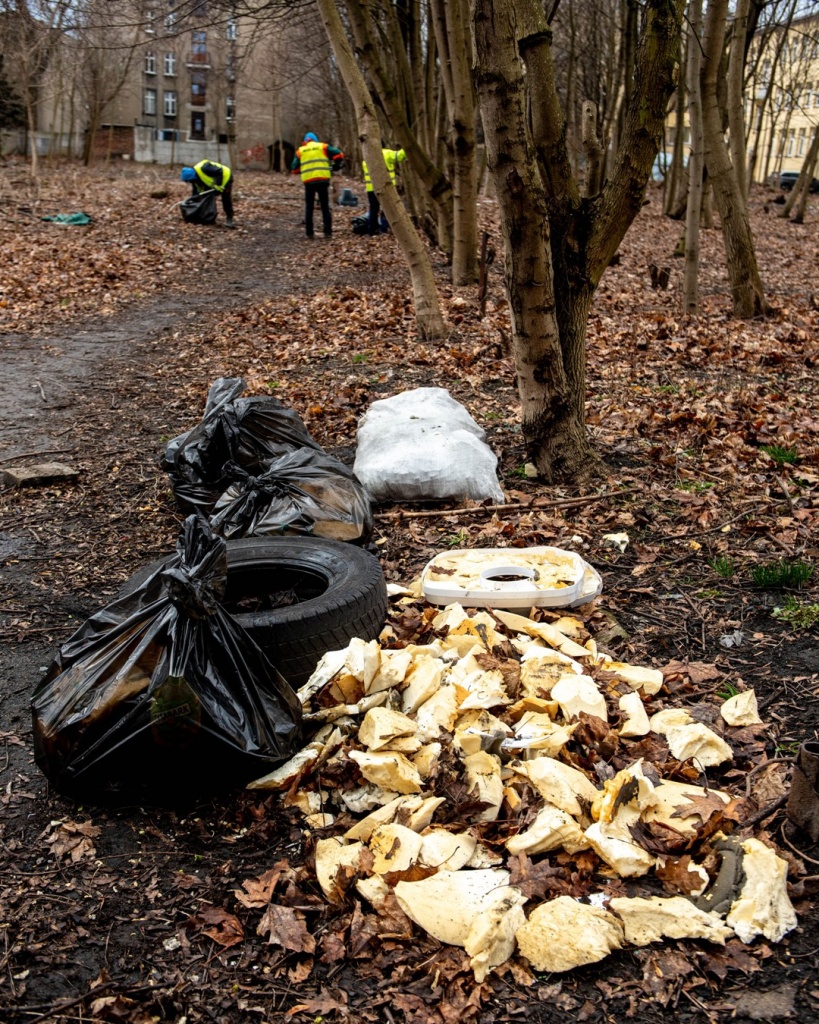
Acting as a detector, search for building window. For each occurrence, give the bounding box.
[144,88,157,115]
[193,2,208,15]
[798,128,807,157]
[814,83,819,106]
[164,52,176,75]
[226,18,237,40]
[191,112,206,140]
[226,97,236,121]
[164,90,177,117]
[191,71,206,104]
[226,54,236,81]
[157,128,179,141]
[145,52,156,74]
[165,5,177,31]
[787,128,795,156]
[144,5,158,33]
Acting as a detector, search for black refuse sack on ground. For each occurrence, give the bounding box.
[161,377,324,512]
[351,215,369,235]
[210,448,373,543]
[31,516,302,805]
[180,189,218,224]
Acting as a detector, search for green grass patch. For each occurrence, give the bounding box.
[752,559,814,589]
[716,681,740,700]
[761,444,799,465]
[710,555,735,579]
[676,480,714,493]
[444,530,469,548]
[773,596,819,629]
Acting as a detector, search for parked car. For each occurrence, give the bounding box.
[775,170,819,192]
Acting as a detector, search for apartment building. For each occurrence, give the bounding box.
[746,11,819,183]
[5,1,341,168]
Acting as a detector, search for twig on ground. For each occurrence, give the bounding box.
[780,820,819,866]
[737,792,788,830]
[376,488,637,521]
[744,756,793,797]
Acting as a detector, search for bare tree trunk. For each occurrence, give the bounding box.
[25,92,39,178]
[472,0,684,482]
[315,0,446,342]
[781,125,819,221]
[665,48,686,216]
[683,0,705,314]
[701,0,768,317]
[430,0,478,284]
[343,0,454,253]
[727,0,751,200]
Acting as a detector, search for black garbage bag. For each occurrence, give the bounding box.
[31,516,302,805]
[351,215,369,235]
[210,448,373,544]
[180,189,218,224]
[161,377,324,513]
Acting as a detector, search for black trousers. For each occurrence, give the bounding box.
[304,180,331,237]
[367,191,380,235]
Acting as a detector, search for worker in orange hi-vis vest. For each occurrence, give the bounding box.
[291,132,344,238]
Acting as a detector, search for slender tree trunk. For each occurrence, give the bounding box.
[430,0,478,284]
[315,0,446,341]
[727,0,751,201]
[343,0,453,253]
[683,0,704,313]
[701,0,767,317]
[781,125,819,221]
[665,47,686,217]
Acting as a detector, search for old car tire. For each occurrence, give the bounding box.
[118,537,388,687]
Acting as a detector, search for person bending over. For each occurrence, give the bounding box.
[180,160,236,228]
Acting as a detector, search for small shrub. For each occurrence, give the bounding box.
[752,559,814,589]
[761,444,799,465]
[773,596,819,630]
[710,555,735,579]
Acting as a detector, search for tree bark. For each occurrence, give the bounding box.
[727,0,751,200]
[683,0,704,314]
[701,0,768,317]
[472,0,684,482]
[782,125,819,222]
[315,0,446,342]
[430,0,478,284]
[343,0,454,253]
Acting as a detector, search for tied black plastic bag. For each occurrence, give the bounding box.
[161,377,323,512]
[180,189,218,224]
[210,449,373,543]
[31,517,302,805]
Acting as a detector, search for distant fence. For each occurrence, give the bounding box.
[0,130,84,158]
[134,125,229,166]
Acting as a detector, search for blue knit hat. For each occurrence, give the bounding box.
[180,167,196,182]
[303,132,318,143]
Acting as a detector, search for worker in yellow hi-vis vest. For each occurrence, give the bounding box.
[362,147,406,236]
[180,160,235,228]
[291,132,344,239]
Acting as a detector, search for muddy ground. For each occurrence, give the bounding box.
[1,164,818,1024]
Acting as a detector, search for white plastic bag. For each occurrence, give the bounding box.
[353,388,505,503]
